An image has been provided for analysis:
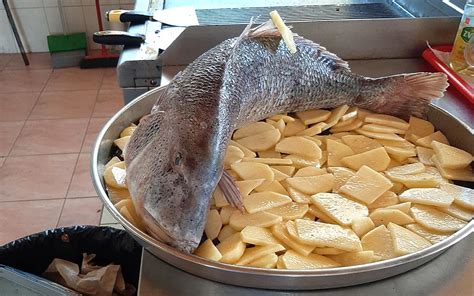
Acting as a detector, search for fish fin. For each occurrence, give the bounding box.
[357,72,449,119]
[294,36,350,71]
[218,170,244,212]
[249,19,282,38]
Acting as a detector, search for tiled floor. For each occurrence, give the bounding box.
[0,53,123,246]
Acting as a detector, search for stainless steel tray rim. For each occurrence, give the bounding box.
[91,85,473,287]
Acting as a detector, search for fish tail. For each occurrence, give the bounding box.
[356,72,448,119]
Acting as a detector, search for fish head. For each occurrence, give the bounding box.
[126,110,223,253]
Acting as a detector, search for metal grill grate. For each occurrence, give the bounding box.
[195,3,411,25]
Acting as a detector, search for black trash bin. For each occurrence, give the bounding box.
[0,226,142,294]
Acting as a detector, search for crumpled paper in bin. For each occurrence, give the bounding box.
[43,253,135,296]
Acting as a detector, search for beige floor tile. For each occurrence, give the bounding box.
[0,154,77,202]
[29,90,97,120]
[81,117,109,153]
[10,118,88,155]
[0,54,14,70]
[0,199,64,245]
[0,92,40,121]
[4,53,52,70]
[0,157,5,167]
[57,197,102,227]
[45,68,105,91]
[0,69,51,93]
[100,206,118,224]
[67,153,97,198]
[0,121,24,156]
[101,68,120,89]
[92,88,123,117]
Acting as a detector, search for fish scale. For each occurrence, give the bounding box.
[125,21,448,253]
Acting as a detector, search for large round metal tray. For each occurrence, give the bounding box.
[91,86,473,290]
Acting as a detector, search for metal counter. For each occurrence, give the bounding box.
[135,59,473,295]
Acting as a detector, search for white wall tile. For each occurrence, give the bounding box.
[62,6,86,32]
[80,0,94,6]
[119,4,134,9]
[43,0,59,7]
[10,0,44,8]
[119,0,135,4]
[0,10,19,53]
[45,7,64,34]
[12,8,50,52]
[60,0,82,6]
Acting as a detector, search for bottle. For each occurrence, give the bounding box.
[449,0,474,76]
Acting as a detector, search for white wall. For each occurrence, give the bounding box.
[0,0,135,53]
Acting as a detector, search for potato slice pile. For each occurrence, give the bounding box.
[106,106,473,270]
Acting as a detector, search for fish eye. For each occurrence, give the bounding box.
[174,152,183,166]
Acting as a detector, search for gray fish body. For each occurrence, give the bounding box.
[125,33,447,253]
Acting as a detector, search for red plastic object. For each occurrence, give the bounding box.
[422,45,474,104]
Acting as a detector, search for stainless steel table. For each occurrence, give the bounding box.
[136,58,473,295]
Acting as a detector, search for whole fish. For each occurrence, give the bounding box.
[125,20,448,253]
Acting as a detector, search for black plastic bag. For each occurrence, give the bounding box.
[0,225,142,289]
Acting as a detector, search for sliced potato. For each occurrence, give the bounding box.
[295,219,362,252]
[107,187,131,204]
[247,253,279,268]
[322,105,350,131]
[224,145,244,169]
[236,244,285,265]
[330,119,363,133]
[361,225,396,260]
[369,208,414,226]
[258,150,281,159]
[386,202,411,214]
[296,122,327,136]
[327,166,355,192]
[287,187,311,204]
[233,122,275,140]
[294,167,327,177]
[229,140,256,158]
[327,139,354,166]
[341,107,359,121]
[216,233,246,264]
[229,211,282,231]
[351,217,375,238]
[410,204,467,233]
[385,171,439,188]
[431,141,473,169]
[114,136,130,152]
[332,117,356,129]
[341,135,382,154]
[376,138,415,148]
[218,224,237,242]
[283,119,306,136]
[385,146,416,162]
[243,192,292,214]
[416,146,435,166]
[339,165,393,205]
[431,156,474,182]
[266,202,309,220]
[399,188,454,207]
[104,161,127,189]
[271,168,290,182]
[311,193,368,226]
[405,116,434,142]
[240,225,282,246]
[220,206,237,225]
[296,109,331,125]
[308,205,338,224]
[243,157,292,165]
[438,203,474,222]
[271,222,315,256]
[213,186,229,208]
[280,250,340,269]
[341,147,391,171]
[194,239,222,261]
[405,223,451,244]
[276,136,322,160]
[272,165,296,176]
[205,209,222,240]
[356,129,406,142]
[440,183,474,210]
[390,182,405,195]
[231,162,274,190]
[105,156,121,169]
[364,114,409,130]
[416,131,449,148]
[254,180,289,195]
[235,179,265,196]
[269,114,295,123]
[360,123,406,134]
[120,126,136,137]
[387,223,431,256]
[368,191,399,209]
[283,154,320,169]
[313,247,345,255]
[236,128,281,152]
[328,251,380,266]
[285,174,335,195]
[386,162,425,175]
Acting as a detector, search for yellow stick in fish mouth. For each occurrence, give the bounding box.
[270,10,297,54]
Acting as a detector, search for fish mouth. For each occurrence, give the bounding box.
[142,208,199,254]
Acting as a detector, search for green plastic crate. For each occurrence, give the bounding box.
[47,33,87,53]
